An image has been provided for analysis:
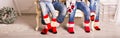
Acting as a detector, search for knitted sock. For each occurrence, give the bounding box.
[84,20,90,33]
[50,18,57,34]
[94,20,100,30]
[67,22,74,34]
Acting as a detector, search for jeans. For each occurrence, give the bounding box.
[89,0,100,21]
[41,1,67,24]
[53,1,67,23]
[69,2,90,23]
[39,1,57,24]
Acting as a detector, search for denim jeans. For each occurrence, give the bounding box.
[53,1,67,23]
[39,1,57,24]
[89,0,100,21]
[41,1,67,24]
[69,2,90,23]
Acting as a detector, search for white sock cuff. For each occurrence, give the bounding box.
[67,23,74,27]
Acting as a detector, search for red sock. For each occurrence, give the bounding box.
[95,20,99,22]
[50,18,57,34]
[90,11,95,21]
[94,20,100,30]
[43,14,49,18]
[41,23,51,34]
[51,27,57,34]
[84,21,90,33]
[67,22,74,34]
[47,23,51,30]
[68,27,74,34]
[90,15,95,21]
[41,28,48,34]
[94,26,100,30]
[84,26,90,33]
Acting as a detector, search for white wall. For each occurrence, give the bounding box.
[0,0,14,8]
[15,0,118,13]
[114,0,120,25]
[100,0,118,4]
[0,0,118,13]
[15,0,35,13]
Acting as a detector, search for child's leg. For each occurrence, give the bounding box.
[76,2,91,33]
[39,2,51,34]
[46,2,58,34]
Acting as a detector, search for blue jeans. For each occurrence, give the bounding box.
[40,1,56,24]
[69,2,90,23]
[41,1,67,24]
[53,1,67,23]
[89,0,100,21]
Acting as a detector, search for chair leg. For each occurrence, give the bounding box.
[35,25,39,31]
[35,11,40,31]
[35,3,41,31]
[91,21,95,31]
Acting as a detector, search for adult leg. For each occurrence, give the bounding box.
[46,2,58,34]
[94,0,101,30]
[89,0,101,30]
[67,6,77,34]
[53,1,67,26]
[89,0,96,21]
[76,2,91,33]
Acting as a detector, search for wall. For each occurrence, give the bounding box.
[114,0,120,25]
[14,0,35,13]
[0,0,118,14]
[0,0,14,9]
[15,0,118,13]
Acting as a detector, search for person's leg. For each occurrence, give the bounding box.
[89,0,100,30]
[94,0,101,30]
[41,13,46,25]
[39,2,51,34]
[46,2,58,34]
[89,0,96,21]
[89,0,96,12]
[53,1,67,26]
[67,6,77,34]
[76,2,91,33]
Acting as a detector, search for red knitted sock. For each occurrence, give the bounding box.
[90,15,95,21]
[84,20,90,33]
[84,26,90,33]
[41,28,48,34]
[67,22,74,34]
[94,20,101,30]
[51,27,57,34]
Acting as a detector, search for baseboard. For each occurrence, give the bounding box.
[21,13,37,15]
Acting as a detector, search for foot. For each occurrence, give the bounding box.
[41,29,48,34]
[84,26,90,33]
[49,27,57,34]
[47,23,51,30]
[41,23,51,34]
[67,27,74,34]
[90,15,95,21]
[94,26,101,30]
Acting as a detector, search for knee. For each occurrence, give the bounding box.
[62,7,67,14]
